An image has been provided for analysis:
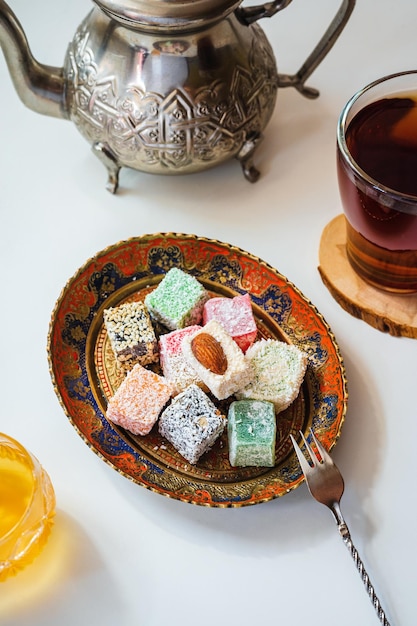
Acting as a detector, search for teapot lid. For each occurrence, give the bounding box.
[93,0,241,31]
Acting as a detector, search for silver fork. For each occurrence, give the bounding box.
[290,430,391,626]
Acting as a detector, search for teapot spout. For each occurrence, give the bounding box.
[0,1,67,119]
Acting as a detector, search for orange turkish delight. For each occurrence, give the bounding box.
[106,364,173,435]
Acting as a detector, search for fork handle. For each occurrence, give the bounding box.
[337,521,391,626]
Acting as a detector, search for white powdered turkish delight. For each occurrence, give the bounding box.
[236,339,307,413]
[181,320,254,400]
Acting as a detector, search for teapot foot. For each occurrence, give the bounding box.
[241,161,260,183]
[92,142,121,194]
[237,133,262,183]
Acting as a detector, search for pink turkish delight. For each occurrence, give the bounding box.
[203,293,257,352]
[159,326,208,395]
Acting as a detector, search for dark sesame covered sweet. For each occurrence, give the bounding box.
[103,301,158,372]
[159,384,226,464]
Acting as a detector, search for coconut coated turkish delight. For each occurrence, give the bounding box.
[181,320,254,400]
[203,293,257,352]
[159,384,226,464]
[144,267,208,330]
[228,399,276,467]
[106,364,173,436]
[236,339,307,413]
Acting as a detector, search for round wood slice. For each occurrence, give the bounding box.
[318,214,417,338]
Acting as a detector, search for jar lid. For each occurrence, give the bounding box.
[93,0,241,31]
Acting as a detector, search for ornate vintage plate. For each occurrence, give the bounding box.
[48,234,347,507]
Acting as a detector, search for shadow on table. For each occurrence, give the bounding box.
[329,345,388,541]
[0,510,124,626]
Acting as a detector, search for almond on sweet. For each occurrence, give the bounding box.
[182,320,254,400]
[191,332,228,375]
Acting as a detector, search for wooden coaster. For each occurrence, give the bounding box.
[318,214,417,338]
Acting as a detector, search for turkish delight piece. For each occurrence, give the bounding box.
[159,326,208,395]
[106,364,173,436]
[103,300,158,372]
[159,384,226,464]
[236,339,307,413]
[203,293,257,352]
[228,399,276,467]
[144,267,208,330]
[181,320,254,400]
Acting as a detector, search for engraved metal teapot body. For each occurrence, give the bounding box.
[0,0,355,192]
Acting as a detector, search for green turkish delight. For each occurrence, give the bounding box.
[145,267,208,330]
[228,399,276,467]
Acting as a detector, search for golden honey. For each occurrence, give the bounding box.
[0,434,55,581]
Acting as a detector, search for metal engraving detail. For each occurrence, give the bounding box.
[66,25,278,175]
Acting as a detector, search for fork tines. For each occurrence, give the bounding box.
[290,429,330,471]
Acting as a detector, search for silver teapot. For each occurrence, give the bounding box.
[0,0,355,192]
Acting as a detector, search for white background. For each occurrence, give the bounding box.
[1,1,416,625]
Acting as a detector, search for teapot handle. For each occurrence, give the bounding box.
[236,0,356,98]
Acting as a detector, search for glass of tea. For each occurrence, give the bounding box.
[337,70,417,293]
[0,433,55,581]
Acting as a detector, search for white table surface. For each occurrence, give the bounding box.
[1,1,416,625]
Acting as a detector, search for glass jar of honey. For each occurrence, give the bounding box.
[0,433,55,581]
